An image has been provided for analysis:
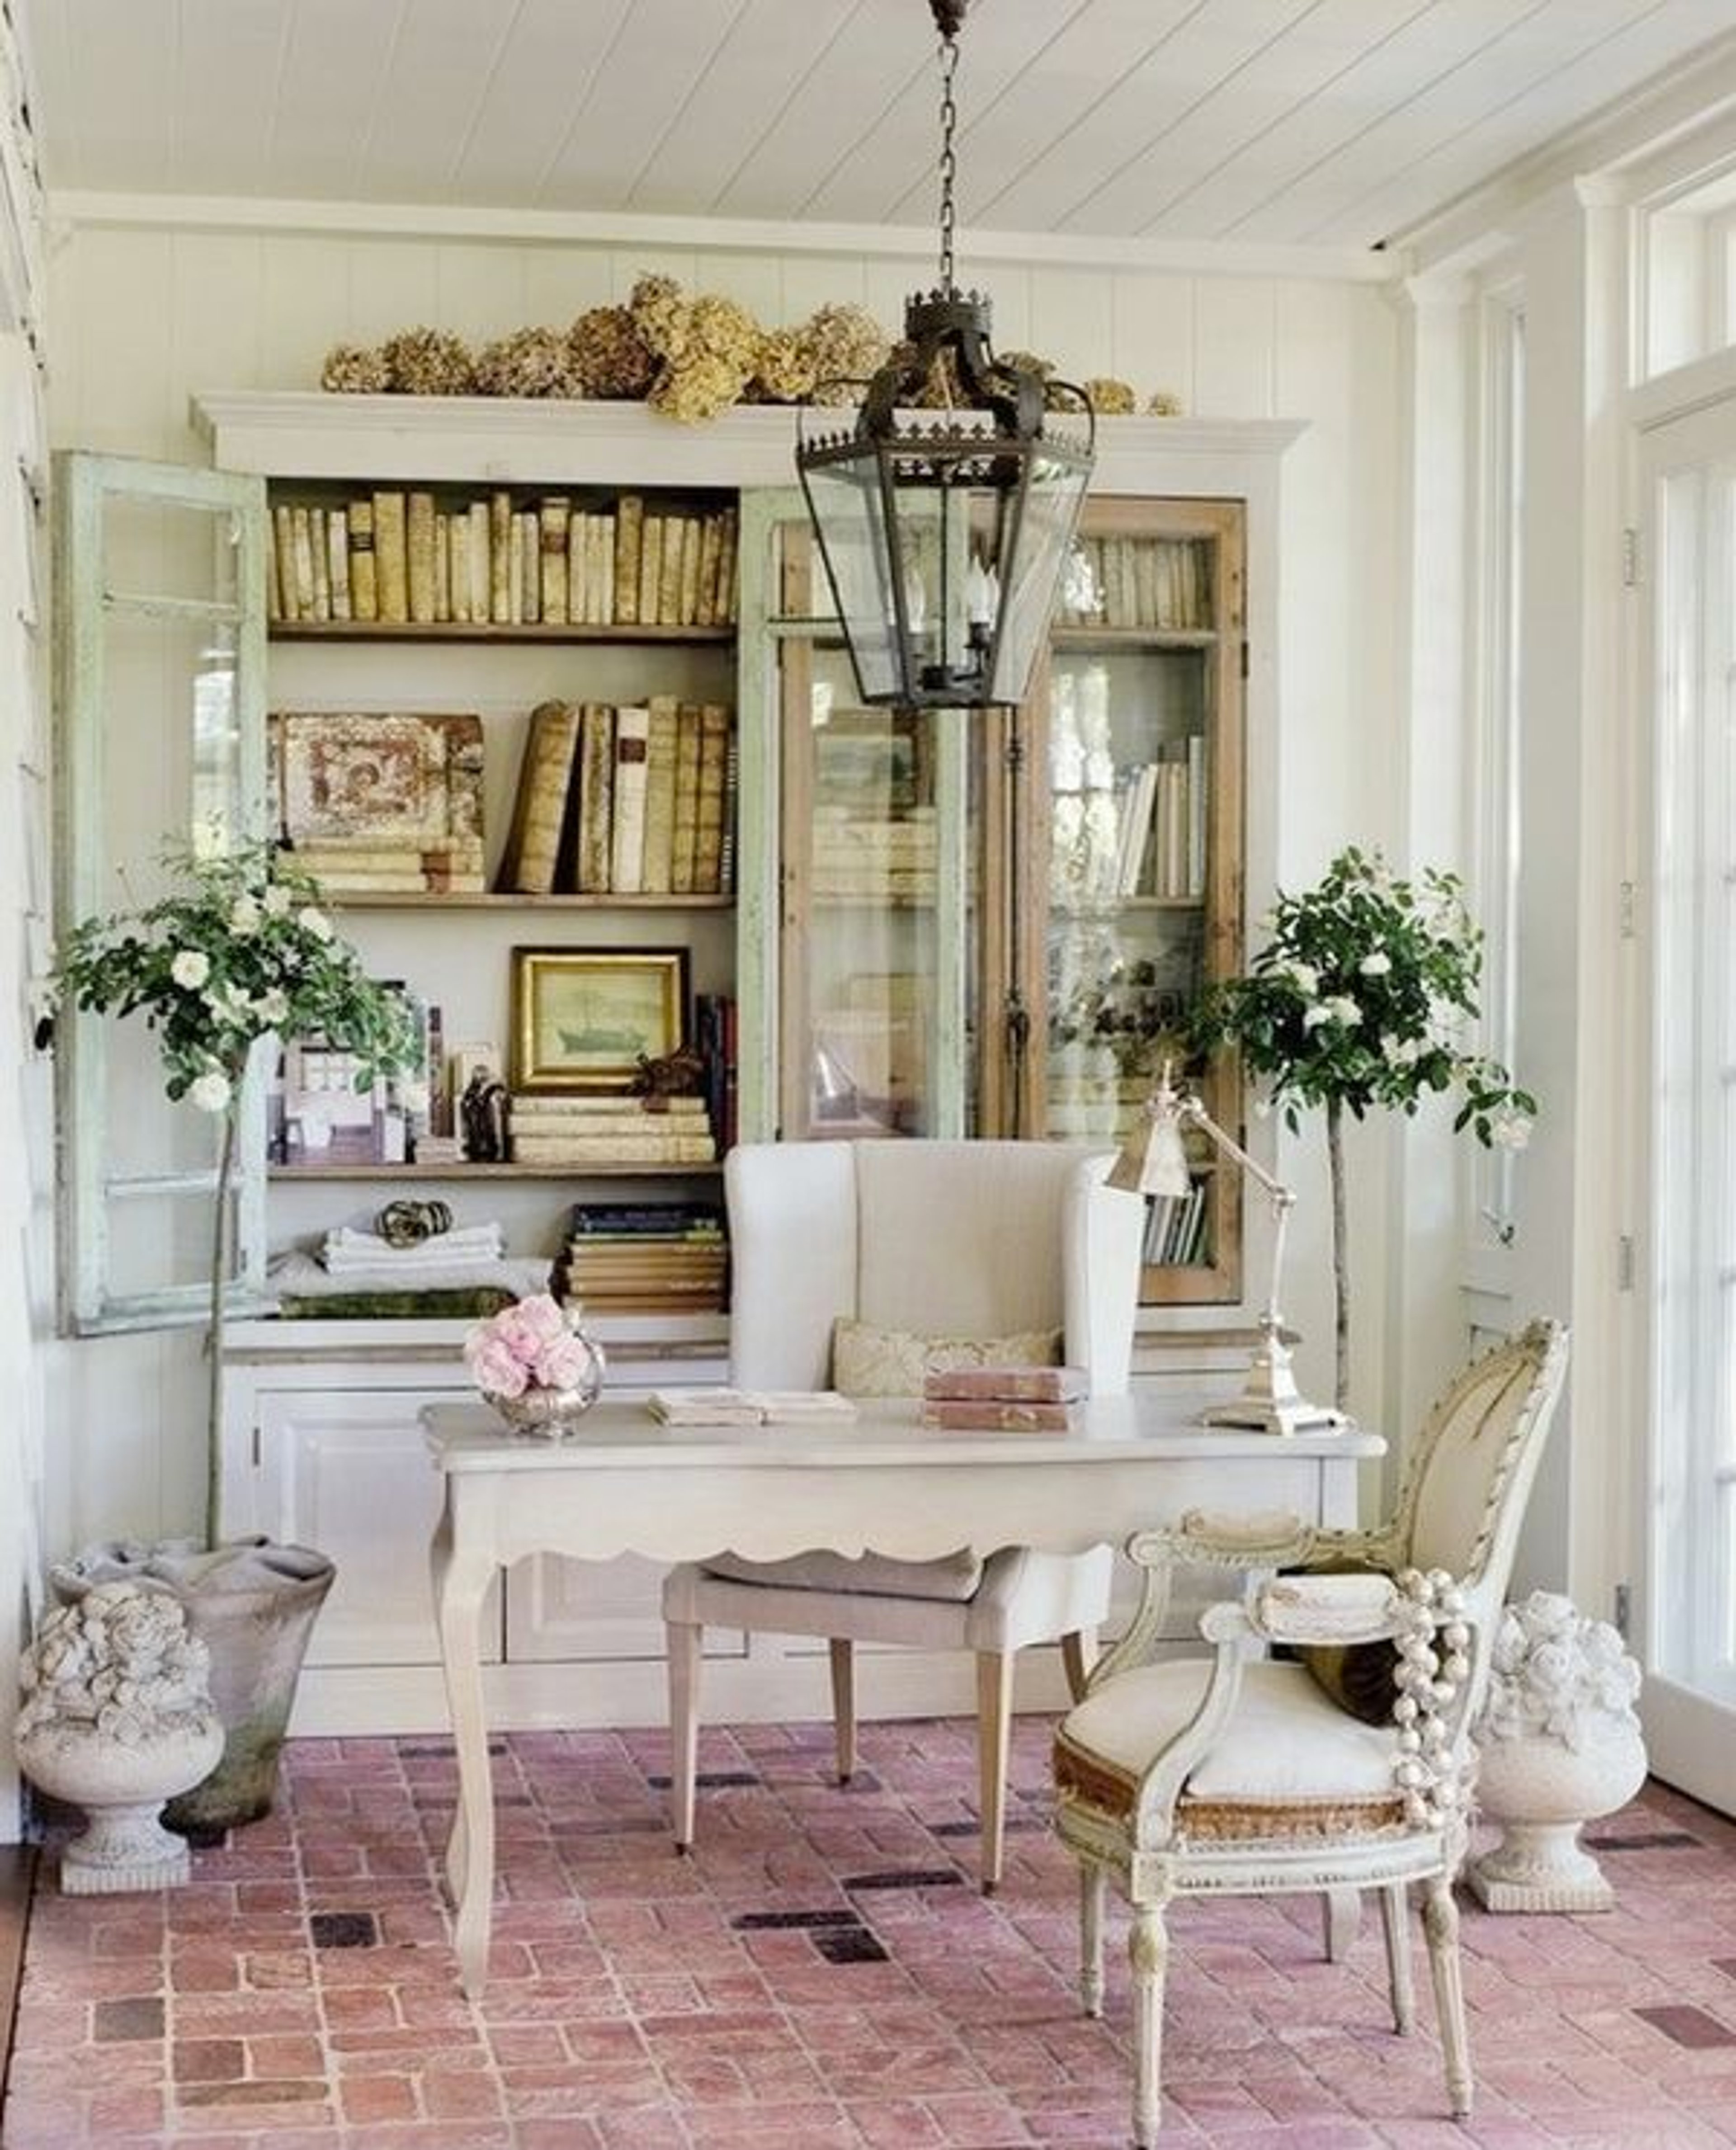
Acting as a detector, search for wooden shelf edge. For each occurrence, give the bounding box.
[270,1161,724,1181]
[269,621,734,644]
[327,891,734,911]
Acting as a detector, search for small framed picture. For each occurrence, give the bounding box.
[510,947,689,1092]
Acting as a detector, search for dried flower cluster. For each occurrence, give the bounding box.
[18,1583,215,1747]
[1082,375,1137,415]
[472,326,573,399]
[381,326,476,397]
[566,303,659,400]
[320,343,391,394]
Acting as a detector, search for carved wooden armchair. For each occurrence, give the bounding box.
[1052,1318,1571,2147]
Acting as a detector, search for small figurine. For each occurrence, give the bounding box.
[630,1043,706,1110]
[460,1068,509,1161]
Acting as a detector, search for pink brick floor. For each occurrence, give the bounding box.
[5,1719,1736,2147]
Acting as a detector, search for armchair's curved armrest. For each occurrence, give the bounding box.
[1126,1507,1314,1571]
[1248,1571,1403,1648]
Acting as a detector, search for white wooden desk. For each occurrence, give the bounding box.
[422,1392,1383,1994]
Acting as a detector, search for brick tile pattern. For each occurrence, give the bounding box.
[4,1727,1736,2145]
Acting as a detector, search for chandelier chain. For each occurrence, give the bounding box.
[937,27,958,295]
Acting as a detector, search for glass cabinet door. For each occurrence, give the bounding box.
[1033,500,1245,1303]
[754,506,977,1142]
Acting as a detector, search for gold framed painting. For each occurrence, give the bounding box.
[511,947,688,1092]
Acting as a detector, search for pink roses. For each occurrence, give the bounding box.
[464,1292,594,1399]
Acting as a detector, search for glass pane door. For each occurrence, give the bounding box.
[762,512,975,1142]
[56,452,269,1331]
[1639,403,1736,1814]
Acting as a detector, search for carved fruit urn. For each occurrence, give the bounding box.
[1469,1589,1647,1912]
[16,1581,224,1893]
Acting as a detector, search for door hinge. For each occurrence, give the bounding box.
[1613,1582,1631,1639]
[1240,639,1250,680]
[1622,526,1641,587]
[251,1423,262,1469]
[1617,1233,1636,1292]
[1619,880,1637,940]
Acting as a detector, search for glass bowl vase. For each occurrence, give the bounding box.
[483,1345,606,1440]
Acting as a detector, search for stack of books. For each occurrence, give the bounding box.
[919,1364,1089,1432]
[556,1199,729,1315]
[646,1389,858,1426]
[507,1095,717,1168]
[266,489,739,632]
[810,807,936,900]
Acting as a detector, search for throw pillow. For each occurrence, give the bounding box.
[830,1315,1065,1399]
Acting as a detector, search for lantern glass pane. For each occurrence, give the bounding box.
[801,456,900,703]
[990,445,1092,705]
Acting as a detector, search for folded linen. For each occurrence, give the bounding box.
[269,1250,553,1300]
[323,1223,504,1262]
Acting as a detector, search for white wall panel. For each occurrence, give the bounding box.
[1109,273,1196,416]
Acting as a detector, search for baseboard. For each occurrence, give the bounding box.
[0,1844,37,2125]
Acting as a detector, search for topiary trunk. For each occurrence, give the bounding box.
[1326,1097,1349,1411]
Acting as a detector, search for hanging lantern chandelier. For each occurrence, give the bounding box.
[795,0,1096,713]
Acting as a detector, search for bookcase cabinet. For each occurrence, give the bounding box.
[46,396,1303,1731]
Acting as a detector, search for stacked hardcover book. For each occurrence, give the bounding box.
[555,1200,728,1315]
[269,711,487,895]
[507,1095,717,1168]
[919,1364,1089,1432]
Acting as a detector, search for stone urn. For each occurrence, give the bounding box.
[52,1538,336,1839]
[16,1581,224,1893]
[1469,1589,1647,1912]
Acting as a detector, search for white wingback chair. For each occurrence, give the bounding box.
[1052,1319,1570,2147]
[662,1137,1146,1890]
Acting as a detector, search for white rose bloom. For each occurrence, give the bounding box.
[255,988,289,1026]
[1326,996,1361,1026]
[1491,1108,1533,1151]
[1288,960,1320,995]
[170,950,211,990]
[1359,950,1392,976]
[1301,1003,1333,1031]
[263,884,292,917]
[189,1070,232,1113]
[297,906,333,942]
[228,895,261,936]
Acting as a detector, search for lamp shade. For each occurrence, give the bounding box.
[1107,1092,1194,1199]
[797,292,1094,712]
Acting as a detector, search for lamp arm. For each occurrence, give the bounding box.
[1177,1097,1293,1331]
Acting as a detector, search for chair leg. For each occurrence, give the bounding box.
[827,1638,856,1783]
[975,1650,1015,1894]
[1379,1879,1415,2033]
[666,1619,702,1853]
[1060,1626,1096,1702]
[1321,1885,1362,1960]
[1421,1873,1473,2117]
[1079,1861,1106,2018]
[1129,1900,1170,2150]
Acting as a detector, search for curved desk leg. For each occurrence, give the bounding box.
[430,1503,498,1999]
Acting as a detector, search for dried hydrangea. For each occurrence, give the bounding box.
[885,337,965,410]
[749,326,815,405]
[471,326,575,399]
[631,278,762,421]
[382,327,476,397]
[320,342,391,394]
[566,304,658,400]
[997,348,1055,385]
[1083,375,1137,415]
[801,303,891,405]
[1147,389,1185,416]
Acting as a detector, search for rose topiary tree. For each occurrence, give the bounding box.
[1190,846,1535,1410]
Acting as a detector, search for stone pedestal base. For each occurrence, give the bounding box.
[61,1802,195,1895]
[1467,1819,1616,1913]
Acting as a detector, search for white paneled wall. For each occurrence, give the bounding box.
[39,208,1401,1560]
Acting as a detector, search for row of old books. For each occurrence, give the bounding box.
[269,710,488,894]
[1055,536,1214,632]
[1143,1183,1210,1266]
[811,807,938,900]
[497,697,733,897]
[555,1199,729,1316]
[505,1093,718,1168]
[1113,737,1207,899]
[266,492,738,631]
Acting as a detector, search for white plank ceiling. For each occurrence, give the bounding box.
[21,0,1736,253]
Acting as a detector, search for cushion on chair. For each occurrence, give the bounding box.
[830,1315,1064,1398]
[1282,1564,1402,1728]
[1053,1659,1407,1842]
[697,1547,984,1600]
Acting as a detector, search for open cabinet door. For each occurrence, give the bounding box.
[1634,395,1736,1817]
[54,450,269,1333]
